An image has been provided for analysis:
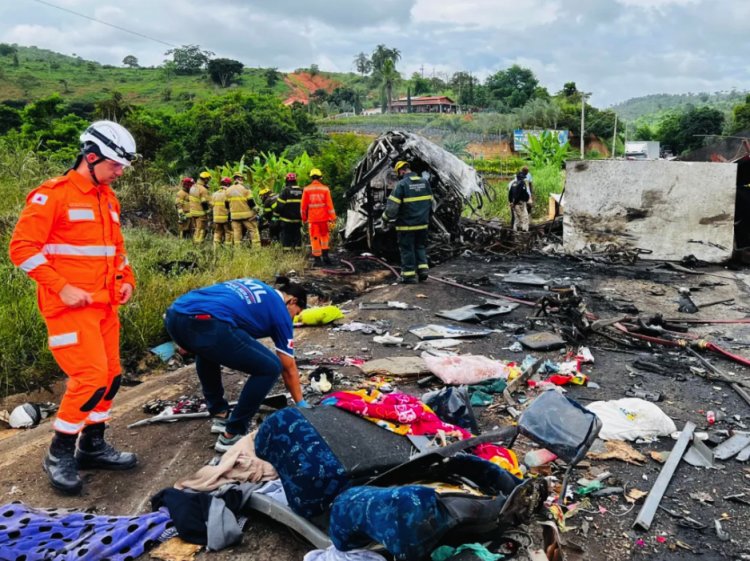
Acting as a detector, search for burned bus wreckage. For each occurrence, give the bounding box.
[343,131,490,257]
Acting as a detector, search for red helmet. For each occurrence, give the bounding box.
[220,177,232,186]
[182,177,195,186]
[285,172,297,182]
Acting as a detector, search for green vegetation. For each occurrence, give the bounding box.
[612,90,748,126]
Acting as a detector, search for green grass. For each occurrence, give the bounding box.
[0,142,306,395]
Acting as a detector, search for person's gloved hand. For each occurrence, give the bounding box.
[296,399,312,409]
[328,221,336,232]
[381,220,392,232]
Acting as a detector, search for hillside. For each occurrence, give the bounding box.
[0,45,351,112]
[611,90,749,125]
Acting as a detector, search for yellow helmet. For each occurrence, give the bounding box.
[309,168,323,178]
[259,188,271,196]
[394,161,409,172]
[199,171,212,179]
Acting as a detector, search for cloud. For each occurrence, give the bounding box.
[0,0,748,106]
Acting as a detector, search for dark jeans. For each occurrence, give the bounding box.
[164,309,281,436]
[280,221,302,249]
[397,229,429,278]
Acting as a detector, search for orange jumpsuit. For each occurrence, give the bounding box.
[300,180,336,257]
[8,170,135,434]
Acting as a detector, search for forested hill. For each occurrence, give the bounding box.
[611,90,749,125]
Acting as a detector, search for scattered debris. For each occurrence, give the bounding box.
[519,331,567,351]
[588,440,647,465]
[682,437,715,468]
[409,324,493,340]
[358,357,428,377]
[436,301,518,323]
[713,433,750,460]
[633,421,696,531]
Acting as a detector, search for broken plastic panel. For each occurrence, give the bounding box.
[436,301,519,323]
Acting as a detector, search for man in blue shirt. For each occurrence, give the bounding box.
[165,277,309,452]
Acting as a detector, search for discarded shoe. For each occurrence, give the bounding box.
[215,432,243,453]
[75,423,138,471]
[44,432,82,495]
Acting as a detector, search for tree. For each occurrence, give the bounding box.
[264,68,281,89]
[371,44,400,74]
[633,124,655,141]
[207,58,244,88]
[560,82,578,97]
[731,95,750,134]
[410,72,431,96]
[309,64,320,76]
[0,43,17,57]
[450,72,480,107]
[122,55,139,68]
[657,106,724,154]
[485,65,539,109]
[353,52,372,76]
[0,105,22,135]
[164,44,214,75]
[94,91,132,121]
[58,79,71,94]
[379,59,400,112]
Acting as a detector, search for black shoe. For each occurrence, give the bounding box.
[418,273,429,282]
[401,277,417,285]
[44,432,82,495]
[312,256,323,267]
[322,251,332,265]
[76,424,138,471]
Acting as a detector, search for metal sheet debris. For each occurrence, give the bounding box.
[409,324,494,340]
[683,437,715,468]
[713,433,750,460]
[435,301,519,323]
[563,160,737,263]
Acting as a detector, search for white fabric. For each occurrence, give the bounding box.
[586,398,676,441]
[423,354,511,384]
[304,545,387,561]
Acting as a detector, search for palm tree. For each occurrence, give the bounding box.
[380,59,399,112]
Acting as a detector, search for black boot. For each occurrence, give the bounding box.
[322,250,332,265]
[44,432,83,495]
[76,423,138,471]
[312,256,323,267]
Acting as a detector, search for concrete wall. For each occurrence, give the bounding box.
[562,160,737,262]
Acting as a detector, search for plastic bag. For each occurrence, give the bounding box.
[585,398,676,441]
[422,354,510,385]
[422,386,479,433]
[294,305,344,326]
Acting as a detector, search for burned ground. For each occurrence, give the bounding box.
[1,253,750,560]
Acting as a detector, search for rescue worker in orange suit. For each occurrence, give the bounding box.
[9,121,139,494]
[300,168,336,266]
[175,177,194,240]
[275,173,303,250]
[226,173,260,246]
[212,177,232,246]
[190,171,211,243]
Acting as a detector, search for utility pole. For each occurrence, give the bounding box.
[611,113,618,159]
[580,93,590,160]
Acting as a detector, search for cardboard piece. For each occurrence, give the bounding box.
[359,357,429,377]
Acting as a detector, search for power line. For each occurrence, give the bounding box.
[30,0,178,48]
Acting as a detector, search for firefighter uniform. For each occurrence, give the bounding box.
[175,186,192,239]
[276,184,304,249]
[226,180,260,246]
[260,191,280,243]
[384,171,433,281]
[211,188,230,245]
[8,169,136,435]
[189,180,211,243]
[301,178,336,260]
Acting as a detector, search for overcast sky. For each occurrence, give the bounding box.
[2,0,748,106]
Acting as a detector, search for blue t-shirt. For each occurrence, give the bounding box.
[170,279,294,356]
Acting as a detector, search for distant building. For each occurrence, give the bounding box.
[361,107,383,116]
[388,95,457,114]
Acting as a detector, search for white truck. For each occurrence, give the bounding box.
[625,141,660,160]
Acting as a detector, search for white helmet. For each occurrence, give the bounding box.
[79,120,138,166]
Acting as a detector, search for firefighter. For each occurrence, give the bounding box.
[275,172,303,250]
[259,187,280,244]
[190,171,211,243]
[175,177,194,239]
[8,120,139,494]
[212,177,232,246]
[301,168,336,265]
[226,172,260,246]
[383,160,433,284]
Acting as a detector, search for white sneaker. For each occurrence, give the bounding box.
[214,433,243,453]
